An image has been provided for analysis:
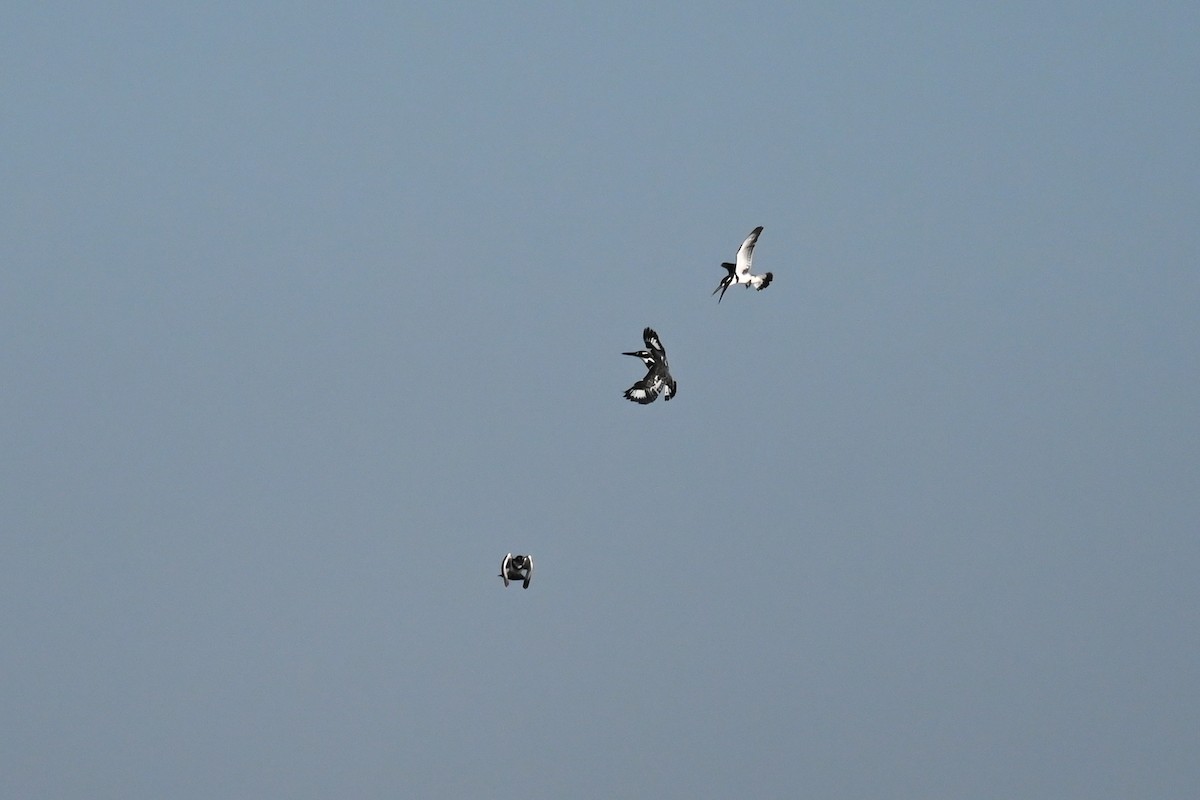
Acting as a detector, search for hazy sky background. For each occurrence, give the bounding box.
[3,3,1198,798]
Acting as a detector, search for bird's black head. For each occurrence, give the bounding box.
[623,350,657,369]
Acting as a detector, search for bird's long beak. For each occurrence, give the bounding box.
[622,351,640,357]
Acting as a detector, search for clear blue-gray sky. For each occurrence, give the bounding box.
[3,3,1198,798]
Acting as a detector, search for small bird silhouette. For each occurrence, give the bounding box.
[622,327,676,404]
[713,226,773,302]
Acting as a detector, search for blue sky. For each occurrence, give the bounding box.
[3,3,1198,798]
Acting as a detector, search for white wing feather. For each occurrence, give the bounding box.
[735,226,763,279]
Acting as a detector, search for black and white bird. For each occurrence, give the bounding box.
[499,553,534,589]
[622,327,677,404]
[713,225,773,302]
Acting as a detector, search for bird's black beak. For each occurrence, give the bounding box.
[621,351,639,357]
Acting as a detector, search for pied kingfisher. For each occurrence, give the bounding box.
[499,553,534,589]
[713,225,773,302]
[622,327,677,404]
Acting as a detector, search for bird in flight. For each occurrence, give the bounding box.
[622,327,677,404]
[713,225,773,302]
[499,553,534,589]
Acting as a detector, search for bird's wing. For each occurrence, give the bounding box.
[523,555,533,588]
[624,379,659,404]
[735,226,763,279]
[500,553,511,586]
[643,327,666,358]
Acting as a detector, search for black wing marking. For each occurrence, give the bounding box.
[624,379,659,404]
[643,327,666,358]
